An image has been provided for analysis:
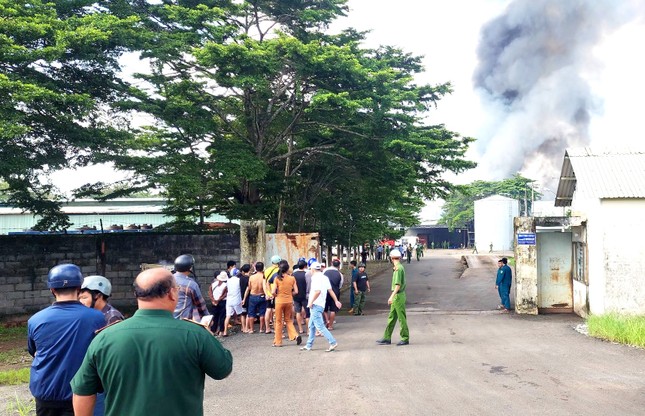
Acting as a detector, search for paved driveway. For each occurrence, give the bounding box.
[204,251,644,415]
[4,250,644,415]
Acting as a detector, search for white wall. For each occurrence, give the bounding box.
[578,198,645,314]
[598,199,645,314]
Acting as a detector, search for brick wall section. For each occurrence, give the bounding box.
[0,233,239,317]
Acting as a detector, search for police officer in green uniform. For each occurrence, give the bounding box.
[376,248,409,346]
[71,267,233,416]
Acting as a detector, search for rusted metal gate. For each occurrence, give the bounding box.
[537,232,573,313]
[266,233,320,266]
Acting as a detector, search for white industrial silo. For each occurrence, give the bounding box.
[474,195,519,251]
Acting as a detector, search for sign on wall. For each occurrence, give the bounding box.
[517,232,536,245]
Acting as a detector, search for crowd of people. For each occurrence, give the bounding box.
[200,255,373,350]
[26,248,413,416]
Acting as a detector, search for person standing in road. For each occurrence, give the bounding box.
[352,263,370,315]
[292,259,308,334]
[376,249,409,346]
[78,275,124,416]
[71,267,233,416]
[263,255,281,334]
[347,260,358,314]
[28,264,105,416]
[226,260,238,278]
[271,261,302,347]
[223,269,243,336]
[237,264,251,333]
[415,243,423,261]
[78,275,124,325]
[495,257,513,313]
[209,272,228,336]
[360,247,368,265]
[244,263,268,333]
[323,259,343,330]
[300,262,341,352]
[172,254,211,323]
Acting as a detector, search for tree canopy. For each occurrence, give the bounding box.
[0,0,137,229]
[1,0,476,244]
[438,174,541,231]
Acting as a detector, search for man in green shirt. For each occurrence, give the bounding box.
[71,267,233,416]
[376,248,409,346]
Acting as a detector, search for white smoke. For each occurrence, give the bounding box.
[473,0,645,189]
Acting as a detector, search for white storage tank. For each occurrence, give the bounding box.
[474,195,519,251]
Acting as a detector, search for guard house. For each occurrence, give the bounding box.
[514,148,645,316]
[554,148,645,316]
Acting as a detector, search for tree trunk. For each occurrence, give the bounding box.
[276,135,292,233]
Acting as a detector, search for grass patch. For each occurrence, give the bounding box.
[0,323,32,381]
[0,326,27,342]
[587,314,645,348]
[0,367,30,385]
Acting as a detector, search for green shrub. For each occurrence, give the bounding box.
[587,314,645,348]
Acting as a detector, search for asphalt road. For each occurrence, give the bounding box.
[3,250,644,415]
[205,250,645,416]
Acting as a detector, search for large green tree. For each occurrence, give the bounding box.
[1,0,476,237]
[100,0,475,238]
[0,0,137,229]
[438,174,541,230]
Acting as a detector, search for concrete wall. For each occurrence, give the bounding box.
[571,197,645,315]
[0,233,239,317]
[239,220,266,267]
[597,199,645,314]
[513,217,538,314]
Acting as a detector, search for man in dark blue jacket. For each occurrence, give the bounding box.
[495,257,513,313]
[28,264,105,416]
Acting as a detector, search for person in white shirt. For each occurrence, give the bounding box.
[209,272,228,335]
[223,271,242,336]
[300,262,341,352]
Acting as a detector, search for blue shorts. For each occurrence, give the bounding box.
[248,294,267,318]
